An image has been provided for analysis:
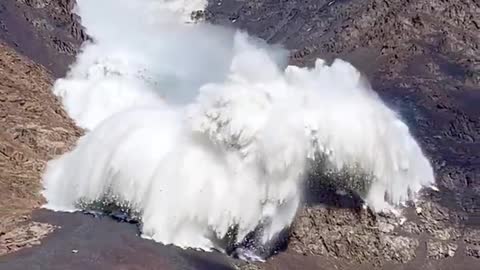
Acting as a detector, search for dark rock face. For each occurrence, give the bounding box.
[205,0,479,268]
[0,0,86,77]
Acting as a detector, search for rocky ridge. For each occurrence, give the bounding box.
[0,0,86,77]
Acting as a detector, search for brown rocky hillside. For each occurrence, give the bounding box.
[0,43,80,255]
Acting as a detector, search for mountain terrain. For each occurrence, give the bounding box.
[0,0,478,269]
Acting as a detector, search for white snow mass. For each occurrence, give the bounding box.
[42,0,435,253]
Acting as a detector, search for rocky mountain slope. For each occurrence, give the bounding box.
[206,0,480,268]
[0,0,84,256]
[0,0,86,77]
[0,0,479,269]
[0,42,81,255]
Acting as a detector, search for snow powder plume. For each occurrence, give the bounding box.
[43,0,435,254]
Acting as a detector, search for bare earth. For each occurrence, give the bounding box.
[1,0,84,255]
[0,0,479,269]
[0,42,81,255]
